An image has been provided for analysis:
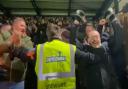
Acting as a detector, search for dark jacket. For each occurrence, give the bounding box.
[84,43,120,89]
[76,23,121,89]
[109,20,128,89]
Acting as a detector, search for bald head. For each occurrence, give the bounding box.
[87,30,100,38]
[87,30,101,48]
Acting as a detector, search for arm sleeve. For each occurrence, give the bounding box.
[75,48,100,64]
[108,20,123,54]
[13,47,35,62]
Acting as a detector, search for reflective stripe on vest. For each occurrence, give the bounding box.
[35,40,76,89]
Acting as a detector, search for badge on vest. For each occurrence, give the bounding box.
[46,51,66,63]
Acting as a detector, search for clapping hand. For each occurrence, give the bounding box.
[10,32,21,47]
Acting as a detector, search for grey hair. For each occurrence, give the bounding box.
[12,17,25,24]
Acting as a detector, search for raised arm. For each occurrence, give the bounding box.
[13,47,36,62]
[75,48,101,64]
[108,20,123,54]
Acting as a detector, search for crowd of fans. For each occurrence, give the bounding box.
[0,16,81,46]
[0,7,128,89]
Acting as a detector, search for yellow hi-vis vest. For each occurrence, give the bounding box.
[35,40,76,89]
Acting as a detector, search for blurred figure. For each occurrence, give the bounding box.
[0,17,33,89]
[57,21,63,28]
[66,19,80,45]
[97,19,108,35]
[85,22,95,36]
[117,12,128,89]
[0,24,12,82]
[61,28,70,43]
[83,30,120,89]
[101,7,128,89]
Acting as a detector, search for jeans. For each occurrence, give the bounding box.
[9,81,24,89]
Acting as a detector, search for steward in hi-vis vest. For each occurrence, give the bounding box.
[35,40,76,89]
